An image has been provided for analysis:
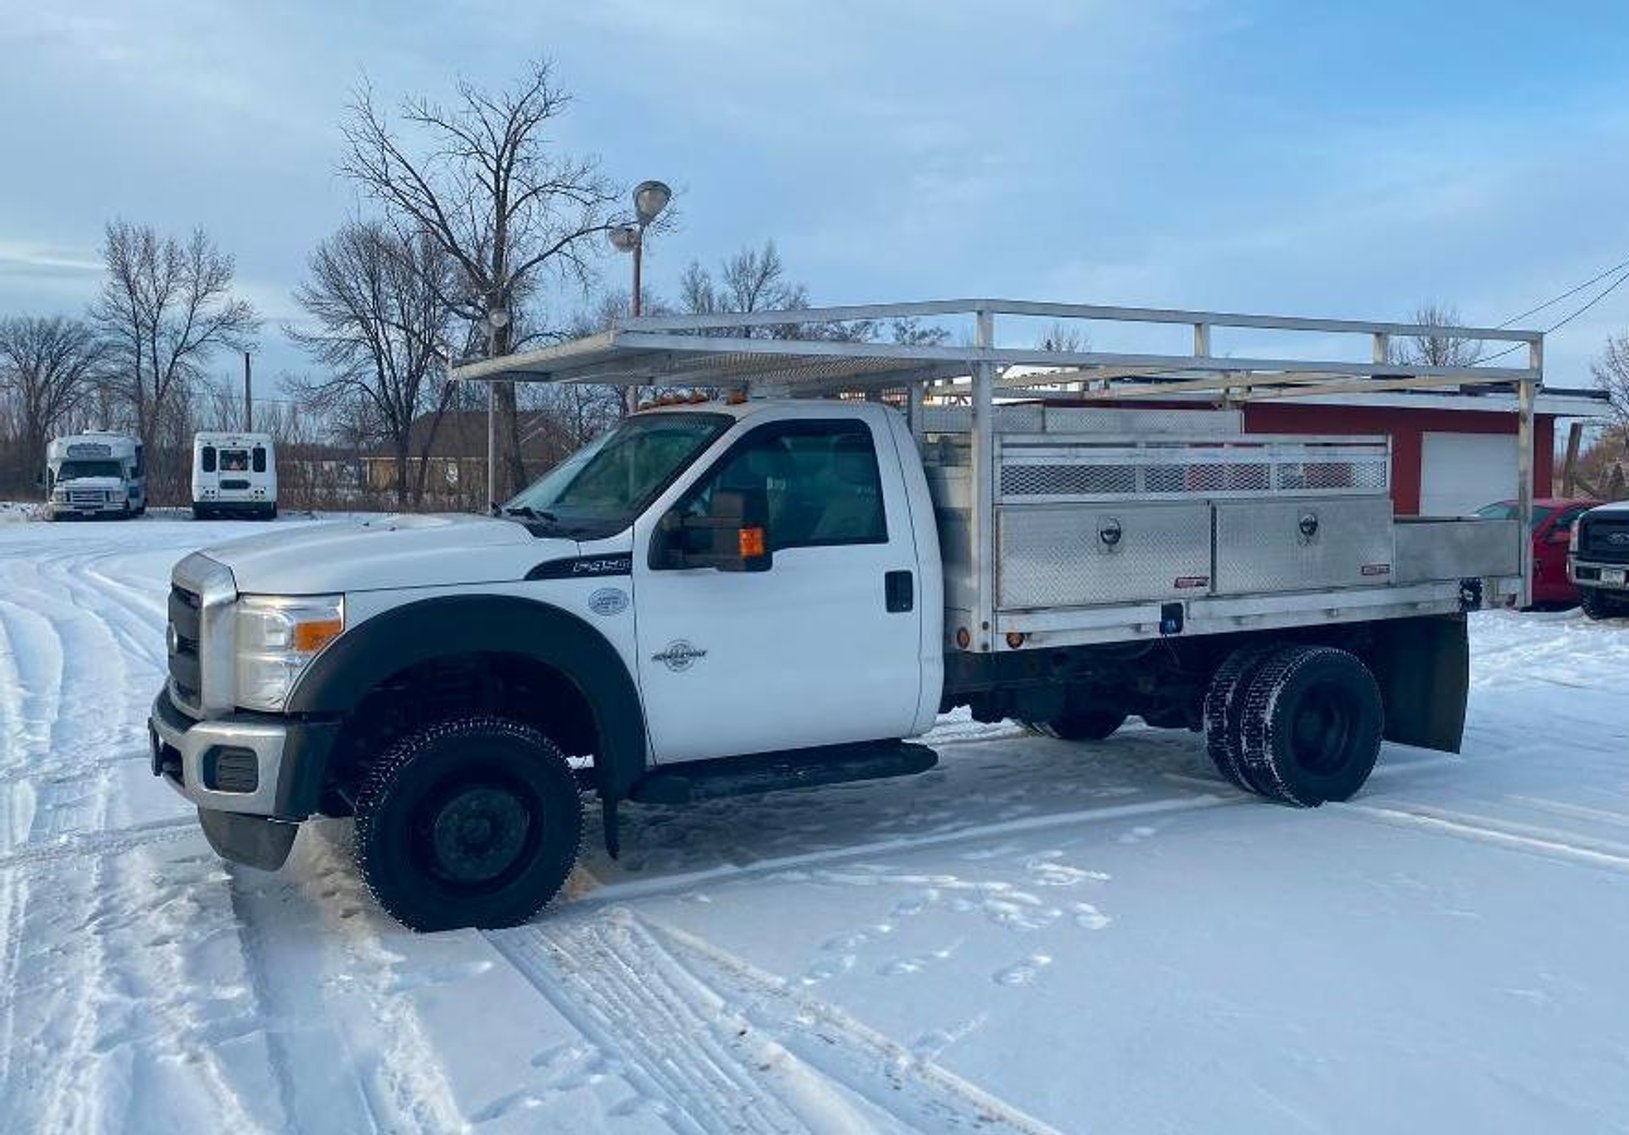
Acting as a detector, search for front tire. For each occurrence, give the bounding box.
[353,717,583,932]
[1238,646,1383,807]
[1580,587,1628,621]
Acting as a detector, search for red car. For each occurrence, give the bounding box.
[1475,497,1600,607]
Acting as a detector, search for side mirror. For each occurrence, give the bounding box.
[654,488,773,573]
[1545,527,1571,545]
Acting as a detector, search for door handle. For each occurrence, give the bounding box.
[885,570,914,613]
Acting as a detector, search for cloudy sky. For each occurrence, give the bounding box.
[3,0,1628,393]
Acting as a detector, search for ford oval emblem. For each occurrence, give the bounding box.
[588,587,630,617]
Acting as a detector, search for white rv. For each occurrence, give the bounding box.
[45,433,146,520]
[192,432,277,520]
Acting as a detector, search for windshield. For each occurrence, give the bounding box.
[503,412,732,538]
[57,460,123,480]
[1475,502,1555,532]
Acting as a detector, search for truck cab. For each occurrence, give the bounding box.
[192,432,278,520]
[1569,500,1629,619]
[46,432,146,520]
[151,400,942,929]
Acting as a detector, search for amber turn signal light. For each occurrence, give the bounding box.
[292,618,344,653]
[739,527,766,558]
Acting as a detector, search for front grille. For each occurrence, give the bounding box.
[168,584,203,714]
[69,490,106,505]
[1581,516,1629,564]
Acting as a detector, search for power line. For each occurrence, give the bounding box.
[1497,253,1629,329]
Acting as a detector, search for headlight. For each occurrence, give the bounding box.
[234,595,344,712]
[1570,523,1581,552]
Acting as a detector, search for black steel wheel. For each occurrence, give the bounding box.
[354,717,583,932]
[1237,646,1383,807]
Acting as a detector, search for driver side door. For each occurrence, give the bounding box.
[632,416,924,763]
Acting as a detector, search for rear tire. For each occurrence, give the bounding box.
[353,717,583,932]
[1202,645,1275,794]
[192,504,209,521]
[1041,708,1127,742]
[1237,646,1383,807]
[1580,587,1628,621]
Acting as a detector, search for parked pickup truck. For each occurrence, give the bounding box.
[149,299,1541,931]
[1569,500,1629,619]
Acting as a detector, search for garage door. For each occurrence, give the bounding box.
[1420,432,1517,516]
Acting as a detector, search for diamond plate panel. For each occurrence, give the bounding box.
[997,502,1213,609]
[1213,497,1395,594]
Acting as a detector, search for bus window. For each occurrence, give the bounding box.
[201,446,217,473]
[252,447,267,473]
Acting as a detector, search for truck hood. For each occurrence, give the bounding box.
[56,476,126,491]
[1584,501,1629,517]
[205,513,578,595]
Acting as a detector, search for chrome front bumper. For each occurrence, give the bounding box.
[148,688,337,820]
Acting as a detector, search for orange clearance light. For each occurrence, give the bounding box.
[292,618,344,653]
[1006,631,1026,649]
[955,626,971,650]
[726,389,748,405]
[739,527,766,558]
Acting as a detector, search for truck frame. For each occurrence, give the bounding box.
[150,298,1543,931]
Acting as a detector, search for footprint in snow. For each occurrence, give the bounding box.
[1117,825,1159,845]
[1072,902,1112,930]
[994,954,1052,986]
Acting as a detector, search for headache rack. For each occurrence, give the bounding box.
[454,299,1543,650]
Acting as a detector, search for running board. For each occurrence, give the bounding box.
[629,741,939,805]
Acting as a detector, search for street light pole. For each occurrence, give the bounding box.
[611,180,671,413]
[485,307,509,509]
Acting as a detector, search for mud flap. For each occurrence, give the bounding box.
[1369,614,1470,754]
[198,808,299,871]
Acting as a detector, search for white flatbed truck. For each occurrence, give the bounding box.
[149,300,1542,931]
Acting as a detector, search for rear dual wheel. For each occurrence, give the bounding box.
[1023,707,1127,742]
[1204,645,1382,807]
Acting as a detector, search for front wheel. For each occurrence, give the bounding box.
[354,717,583,932]
[1580,587,1628,621]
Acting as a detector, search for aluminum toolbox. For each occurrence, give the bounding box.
[1213,496,1395,594]
[997,501,1212,609]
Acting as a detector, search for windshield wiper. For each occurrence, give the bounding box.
[503,505,560,523]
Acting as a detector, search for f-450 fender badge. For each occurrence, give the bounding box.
[588,587,629,616]
[652,640,707,672]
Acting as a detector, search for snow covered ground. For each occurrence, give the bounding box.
[1,515,1627,1134]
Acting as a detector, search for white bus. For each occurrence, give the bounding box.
[192,432,277,520]
[46,433,146,520]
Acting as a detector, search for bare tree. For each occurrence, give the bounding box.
[289,221,461,507]
[0,315,105,481]
[89,222,259,456]
[340,60,627,499]
[1389,302,1484,368]
[680,241,808,331]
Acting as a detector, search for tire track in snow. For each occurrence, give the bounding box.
[487,909,1059,1134]
[487,911,814,1133]
[1337,801,1629,874]
[642,916,1061,1135]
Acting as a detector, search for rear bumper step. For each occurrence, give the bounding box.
[630,741,939,805]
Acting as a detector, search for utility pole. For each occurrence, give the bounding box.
[243,352,253,432]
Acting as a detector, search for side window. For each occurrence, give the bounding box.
[201,446,217,473]
[673,420,887,554]
[252,447,267,473]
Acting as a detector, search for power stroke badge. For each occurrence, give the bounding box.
[652,640,707,672]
